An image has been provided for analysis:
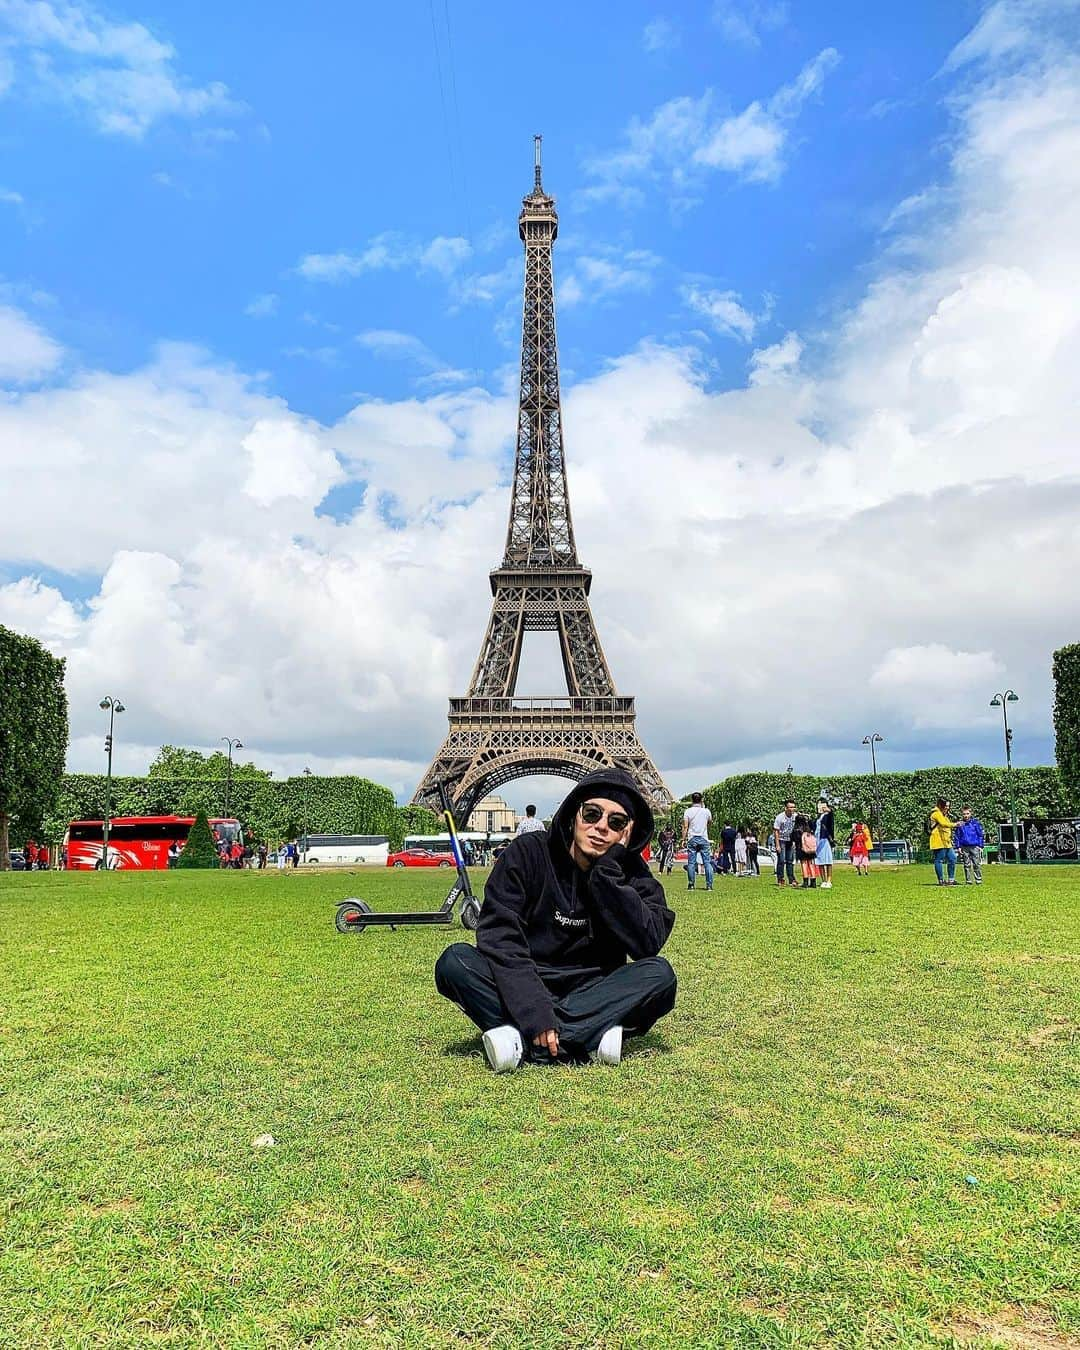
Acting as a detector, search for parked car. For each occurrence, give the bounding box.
[386,847,455,869]
[7,850,26,871]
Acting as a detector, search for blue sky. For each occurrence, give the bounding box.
[1,0,1078,809]
[4,1,973,420]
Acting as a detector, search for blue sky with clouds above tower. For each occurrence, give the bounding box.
[1,0,1078,807]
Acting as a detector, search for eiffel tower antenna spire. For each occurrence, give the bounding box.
[413,142,672,821]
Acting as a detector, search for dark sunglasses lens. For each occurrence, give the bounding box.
[580,803,629,831]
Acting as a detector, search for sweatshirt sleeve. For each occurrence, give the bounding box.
[586,844,676,959]
[475,841,556,1040]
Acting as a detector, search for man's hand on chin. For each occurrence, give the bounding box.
[533,1028,559,1057]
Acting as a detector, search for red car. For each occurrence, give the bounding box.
[386,847,455,868]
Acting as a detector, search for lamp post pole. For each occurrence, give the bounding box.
[862,733,884,860]
[990,690,1019,861]
[99,696,125,870]
[221,737,243,819]
[302,767,312,862]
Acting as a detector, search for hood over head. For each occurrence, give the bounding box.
[550,767,655,856]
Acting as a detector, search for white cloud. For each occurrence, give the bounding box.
[0,304,62,381]
[712,0,789,48]
[749,331,803,384]
[1,1,1078,794]
[244,292,278,318]
[560,248,662,307]
[297,234,472,284]
[642,17,679,53]
[581,47,840,205]
[681,284,758,341]
[0,187,24,207]
[0,0,243,138]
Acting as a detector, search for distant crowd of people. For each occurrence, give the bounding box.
[21,839,50,870]
[648,791,989,890]
[164,838,302,869]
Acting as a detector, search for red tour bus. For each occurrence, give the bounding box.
[62,816,243,871]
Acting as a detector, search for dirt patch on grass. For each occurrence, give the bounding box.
[738,1296,790,1323]
[942,1304,1079,1347]
[1025,1020,1076,1050]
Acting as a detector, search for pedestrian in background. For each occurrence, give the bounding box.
[954,807,985,885]
[793,811,817,888]
[656,823,676,875]
[773,800,797,887]
[720,820,737,878]
[745,828,760,876]
[682,791,714,892]
[734,828,748,877]
[928,798,961,886]
[849,822,869,876]
[815,798,835,889]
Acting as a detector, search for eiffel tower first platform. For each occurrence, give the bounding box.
[413,139,673,822]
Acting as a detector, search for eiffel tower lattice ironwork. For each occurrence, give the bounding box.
[413,138,673,822]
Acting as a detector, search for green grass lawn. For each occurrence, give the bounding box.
[1,863,1077,1348]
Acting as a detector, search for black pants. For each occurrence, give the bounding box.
[435,943,677,1061]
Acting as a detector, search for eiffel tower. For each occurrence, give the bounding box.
[413,138,673,822]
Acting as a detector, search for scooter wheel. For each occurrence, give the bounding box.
[460,900,481,931]
[335,899,372,933]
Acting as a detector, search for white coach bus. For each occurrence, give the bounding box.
[302,834,390,865]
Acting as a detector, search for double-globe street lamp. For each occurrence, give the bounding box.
[990,690,1019,861]
[99,696,125,869]
[221,737,243,819]
[861,733,884,860]
[302,766,312,862]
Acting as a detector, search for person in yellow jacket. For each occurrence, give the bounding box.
[928,797,961,886]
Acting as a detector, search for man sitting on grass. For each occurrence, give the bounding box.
[435,768,677,1072]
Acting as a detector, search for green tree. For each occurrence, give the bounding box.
[0,626,68,867]
[176,810,221,869]
[1052,644,1080,810]
[148,745,271,781]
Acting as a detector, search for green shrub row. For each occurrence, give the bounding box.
[699,765,1071,843]
[41,774,407,848]
[1053,644,1080,809]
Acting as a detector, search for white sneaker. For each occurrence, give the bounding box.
[482,1025,524,1073]
[821,881,832,889]
[593,1026,623,1066]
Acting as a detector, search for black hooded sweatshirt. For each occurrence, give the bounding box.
[475,767,676,1040]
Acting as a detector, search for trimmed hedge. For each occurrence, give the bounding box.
[43,774,401,848]
[700,765,1070,844]
[1053,644,1080,809]
[176,810,220,869]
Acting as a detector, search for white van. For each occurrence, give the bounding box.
[303,834,390,865]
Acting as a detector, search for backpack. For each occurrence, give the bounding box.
[801,830,817,855]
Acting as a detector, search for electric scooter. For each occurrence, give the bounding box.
[334,782,482,934]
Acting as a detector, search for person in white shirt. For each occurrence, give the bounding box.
[773,800,797,887]
[516,804,546,836]
[681,792,714,891]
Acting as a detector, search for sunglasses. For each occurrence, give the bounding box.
[579,803,631,833]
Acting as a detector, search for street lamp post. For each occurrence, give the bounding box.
[862,733,884,860]
[99,696,125,869]
[302,767,312,862]
[221,737,243,818]
[990,690,1019,861]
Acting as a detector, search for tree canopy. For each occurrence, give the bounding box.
[0,626,68,868]
[147,745,271,781]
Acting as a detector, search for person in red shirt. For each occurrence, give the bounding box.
[229,841,243,869]
[25,840,38,869]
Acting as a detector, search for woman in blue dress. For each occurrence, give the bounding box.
[815,798,835,889]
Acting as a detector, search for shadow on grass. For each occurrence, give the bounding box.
[440,1031,673,1061]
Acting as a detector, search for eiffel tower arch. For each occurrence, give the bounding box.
[413,139,673,823]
